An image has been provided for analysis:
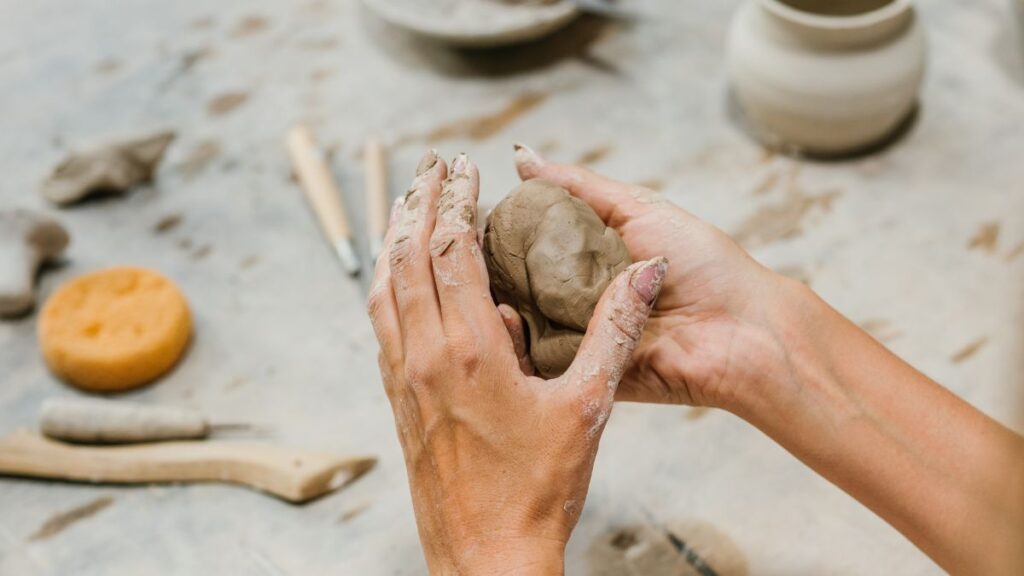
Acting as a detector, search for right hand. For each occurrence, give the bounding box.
[512,144,801,409]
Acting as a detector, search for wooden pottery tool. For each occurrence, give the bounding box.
[363,137,389,259]
[39,397,256,444]
[286,124,361,276]
[0,429,376,503]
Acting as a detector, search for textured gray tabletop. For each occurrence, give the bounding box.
[1,0,1022,574]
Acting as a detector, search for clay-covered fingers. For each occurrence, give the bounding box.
[513,143,657,229]
[429,154,497,332]
[389,149,448,348]
[562,257,668,400]
[367,197,406,371]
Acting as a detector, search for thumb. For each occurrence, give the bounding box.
[562,257,668,398]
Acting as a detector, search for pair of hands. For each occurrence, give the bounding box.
[367,145,791,573]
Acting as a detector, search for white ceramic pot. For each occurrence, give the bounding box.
[727,0,927,155]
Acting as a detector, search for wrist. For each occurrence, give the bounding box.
[433,535,565,576]
[718,272,842,418]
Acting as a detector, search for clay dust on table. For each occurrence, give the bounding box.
[398,92,549,145]
[28,496,115,542]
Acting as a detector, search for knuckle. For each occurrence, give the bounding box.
[404,355,440,389]
[446,336,482,373]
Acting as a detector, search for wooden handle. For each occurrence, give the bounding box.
[364,137,389,256]
[286,124,353,242]
[0,430,375,503]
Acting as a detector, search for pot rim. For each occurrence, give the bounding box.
[757,0,914,30]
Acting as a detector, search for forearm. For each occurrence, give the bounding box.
[730,278,1024,575]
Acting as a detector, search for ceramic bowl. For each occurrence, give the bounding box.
[363,0,579,48]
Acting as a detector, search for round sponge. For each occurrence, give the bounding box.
[38,267,191,392]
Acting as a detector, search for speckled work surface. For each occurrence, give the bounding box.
[1,1,1022,574]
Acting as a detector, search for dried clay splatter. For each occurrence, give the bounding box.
[860,318,901,343]
[588,521,749,576]
[733,172,842,248]
[401,92,548,145]
[29,497,114,541]
[967,222,1000,254]
[575,145,614,166]
[337,502,371,523]
[951,336,988,364]
[231,15,269,38]
[152,213,183,234]
[178,139,221,179]
[207,92,249,116]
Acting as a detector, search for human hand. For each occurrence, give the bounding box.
[367,150,666,574]
[513,144,799,410]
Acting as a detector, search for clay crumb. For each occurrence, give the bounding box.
[224,376,247,391]
[191,245,212,260]
[179,139,222,179]
[685,407,710,421]
[29,497,115,542]
[207,92,249,116]
[153,213,183,234]
[231,15,269,38]
[636,178,665,192]
[967,222,1000,254]
[951,336,988,364]
[240,255,261,269]
[575,145,614,166]
[93,58,122,76]
[337,502,371,523]
[406,92,548,144]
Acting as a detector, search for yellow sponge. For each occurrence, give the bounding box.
[38,267,191,392]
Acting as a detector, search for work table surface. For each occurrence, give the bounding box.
[1,0,1022,574]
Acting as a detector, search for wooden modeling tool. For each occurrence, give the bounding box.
[0,429,376,503]
[39,397,256,444]
[364,137,390,259]
[286,124,361,276]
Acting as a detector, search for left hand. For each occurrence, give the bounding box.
[367,150,666,574]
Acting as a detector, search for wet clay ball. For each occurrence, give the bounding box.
[483,178,631,377]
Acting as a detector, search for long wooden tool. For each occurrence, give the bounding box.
[0,430,375,503]
[364,137,390,259]
[286,124,361,276]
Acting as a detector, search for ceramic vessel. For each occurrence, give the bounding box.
[727,0,927,155]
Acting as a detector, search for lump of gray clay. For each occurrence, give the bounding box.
[41,130,176,206]
[483,178,631,378]
[0,210,70,316]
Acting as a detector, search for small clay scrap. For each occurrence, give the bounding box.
[41,131,176,206]
[483,179,631,377]
[0,210,69,316]
[587,521,749,576]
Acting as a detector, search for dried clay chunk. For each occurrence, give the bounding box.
[38,267,191,392]
[483,178,631,378]
[41,131,176,206]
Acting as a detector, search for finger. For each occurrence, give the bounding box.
[367,197,406,369]
[513,143,658,229]
[430,154,502,334]
[561,257,668,401]
[389,149,448,348]
[498,304,535,376]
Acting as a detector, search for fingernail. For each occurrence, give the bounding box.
[416,149,438,176]
[513,143,543,168]
[452,153,468,175]
[630,257,668,306]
